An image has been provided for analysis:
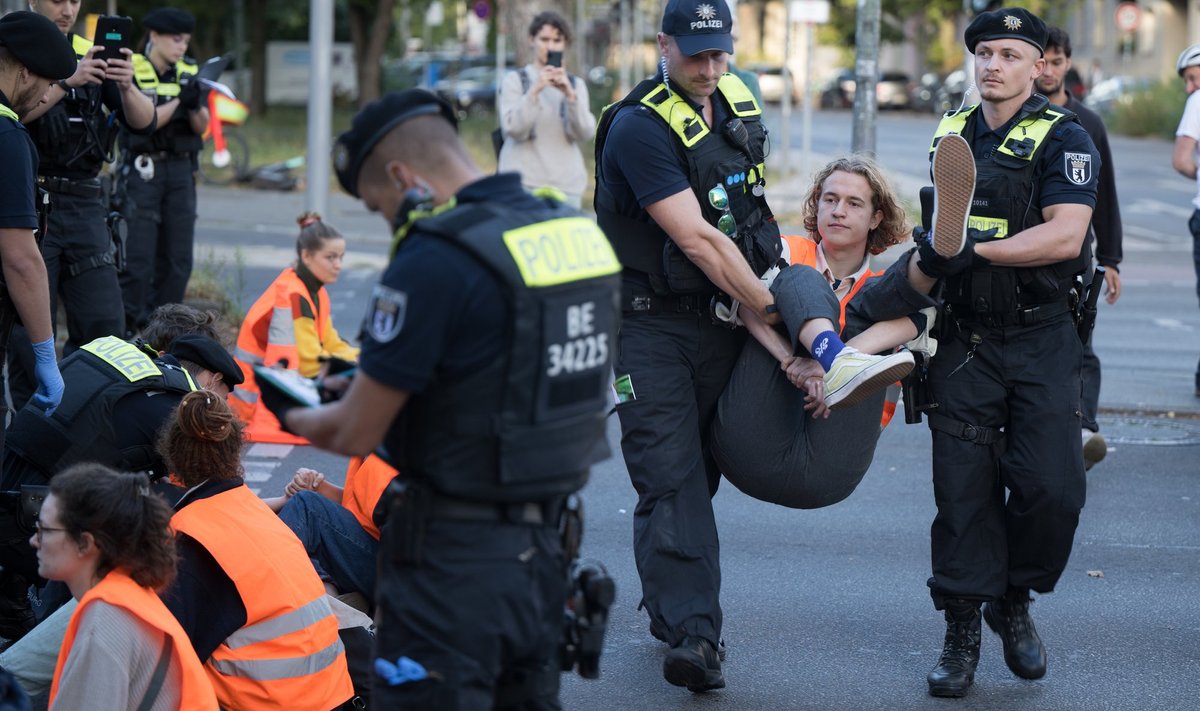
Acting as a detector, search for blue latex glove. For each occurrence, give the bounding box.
[31,337,64,416]
[374,656,429,687]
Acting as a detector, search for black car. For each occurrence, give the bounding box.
[433,66,500,116]
[819,69,855,109]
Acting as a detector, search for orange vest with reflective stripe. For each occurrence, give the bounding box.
[172,486,353,710]
[232,268,330,444]
[343,454,397,540]
[50,570,219,711]
[782,234,898,427]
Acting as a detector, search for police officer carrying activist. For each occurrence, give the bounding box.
[256,89,620,708]
[0,11,72,446]
[5,0,158,414]
[909,7,1100,698]
[119,7,208,335]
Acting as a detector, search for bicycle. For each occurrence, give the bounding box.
[198,81,251,186]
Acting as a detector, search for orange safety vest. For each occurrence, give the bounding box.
[232,268,334,445]
[342,454,398,540]
[172,486,353,710]
[782,234,899,428]
[50,570,219,711]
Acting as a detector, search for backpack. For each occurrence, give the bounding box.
[492,68,579,159]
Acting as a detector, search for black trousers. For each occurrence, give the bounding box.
[614,307,745,649]
[6,189,124,411]
[926,312,1086,609]
[373,518,566,710]
[119,155,197,334]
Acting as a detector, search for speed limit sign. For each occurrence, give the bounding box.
[1115,2,1141,33]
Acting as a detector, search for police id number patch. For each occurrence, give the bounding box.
[546,300,609,378]
[1064,152,1092,185]
[367,284,408,343]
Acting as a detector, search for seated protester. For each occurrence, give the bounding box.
[157,391,353,710]
[36,464,217,711]
[712,155,943,508]
[232,213,360,444]
[264,454,398,603]
[0,332,241,643]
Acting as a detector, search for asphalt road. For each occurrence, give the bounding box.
[193,107,1200,709]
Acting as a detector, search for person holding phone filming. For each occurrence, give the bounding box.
[497,10,594,208]
[9,1,156,414]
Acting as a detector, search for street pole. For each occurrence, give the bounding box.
[306,0,333,213]
[802,20,814,180]
[576,0,585,71]
[233,0,246,100]
[781,4,793,173]
[850,0,880,155]
[618,0,632,97]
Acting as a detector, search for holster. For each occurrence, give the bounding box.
[379,479,429,566]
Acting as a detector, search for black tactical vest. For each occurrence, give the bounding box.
[29,35,113,178]
[385,199,621,503]
[6,336,196,479]
[594,74,782,295]
[930,101,1089,311]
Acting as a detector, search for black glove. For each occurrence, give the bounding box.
[255,370,298,434]
[914,227,995,279]
[38,106,70,146]
[178,80,202,110]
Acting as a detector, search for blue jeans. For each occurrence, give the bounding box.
[278,491,378,597]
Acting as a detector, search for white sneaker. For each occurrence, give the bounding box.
[824,349,915,410]
[1082,430,1107,471]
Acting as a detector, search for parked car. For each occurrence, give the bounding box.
[755,66,794,104]
[877,72,913,110]
[909,72,943,113]
[433,66,499,116]
[935,69,970,114]
[819,69,855,109]
[1084,75,1154,116]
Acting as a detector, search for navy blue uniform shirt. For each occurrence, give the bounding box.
[0,91,38,230]
[1063,92,1122,269]
[359,173,548,398]
[968,104,1100,210]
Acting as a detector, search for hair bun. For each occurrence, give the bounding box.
[178,390,234,442]
[297,212,322,229]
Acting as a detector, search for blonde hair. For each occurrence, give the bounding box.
[802,156,910,255]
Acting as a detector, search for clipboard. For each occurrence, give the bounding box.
[252,365,321,408]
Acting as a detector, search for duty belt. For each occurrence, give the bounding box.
[132,150,192,161]
[431,494,563,527]
[36,175,101,199]
[626,292,713,315]
[945,299,1072,329]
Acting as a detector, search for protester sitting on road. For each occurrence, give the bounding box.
[264,454,397,606]
[232,212,359,444]
[0,332,242,644]
[157,391,353,709]
[37,464,218,711]
[712,155,940,508]
[497,10,595,208]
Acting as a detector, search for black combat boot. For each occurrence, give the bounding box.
[983,588,1047,679]
[0,576,36,645]
[663,636,725,692]
[927,600,982,698]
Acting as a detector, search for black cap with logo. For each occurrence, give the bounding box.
[661,0,733,56]
[964,7,1048,56]
[168,335,244,386]
[143,8,196,35]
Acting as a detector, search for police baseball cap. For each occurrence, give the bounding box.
[142,8,196,35]
[964,7,1048,56]
[168,335,244,386]
[661,0,734,56]
[0,11,77,81]
[333,89,458,198]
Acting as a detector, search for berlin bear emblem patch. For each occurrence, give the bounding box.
[367,284,407,343]
[1064,152,1092,185]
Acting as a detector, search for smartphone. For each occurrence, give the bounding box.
[93,15,134,62]
[547,50,563,68]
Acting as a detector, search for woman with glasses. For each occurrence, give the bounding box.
[711,155,942,509]
[35,463,217,710]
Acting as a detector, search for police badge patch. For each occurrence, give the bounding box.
[367,284,407,343]
[1065,152,1092,185]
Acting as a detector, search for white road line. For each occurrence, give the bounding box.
[246,443,295,458]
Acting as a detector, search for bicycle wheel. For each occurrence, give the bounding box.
[199,128,251,186]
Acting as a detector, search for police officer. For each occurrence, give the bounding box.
[5,1,158,413]
[119,7,208,335]
[259,89,620,708]
[913,7,1100,698]
[0,331,240,641]
[0,11,72,444]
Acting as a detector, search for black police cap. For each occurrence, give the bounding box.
[965,7,1048,56]
[168,334,244,386]
[143,8,196,35]
[0,11,77,81]
[333,89,457,198]
[660,0,734,56]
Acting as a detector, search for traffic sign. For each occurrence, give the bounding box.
[1115,2,1141,34]
[790,0,831,25]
